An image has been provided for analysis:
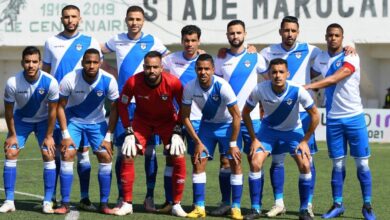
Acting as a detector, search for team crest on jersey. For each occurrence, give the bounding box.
[140,43,147,50]
[38,88,45,95]
[286,98,293,105]
[161,94,168,101]
[336,60,342,67]
[295,52,302,59]
[96,90,104,97]
[76,44,83,51]
[212,94,220,101]
[244,60,251,68]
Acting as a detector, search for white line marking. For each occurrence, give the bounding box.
[65,207,80,220]
[0,188,43,199]
[0,158,41,162]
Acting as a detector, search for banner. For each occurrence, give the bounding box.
[316,108,390,143]
[0,0,390,46]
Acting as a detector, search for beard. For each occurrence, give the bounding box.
[63,23,79,34]
[229,39,244,48]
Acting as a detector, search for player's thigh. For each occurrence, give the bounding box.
[326,118,347,159]
[156,121,176,146]
[242,119,261,154]
[344,114,370,158]
[85,122,107,152]
[35,120,49,147]
[80,132,90,148]
[216,123,243,159]
[198,122,218,159]
[300,112,318,154]
[258,126,280,154]
[13,119,34,149]
[185,120,200,156]
[282,128,305,156]
[68,121,83,149]
[132,119,153,151]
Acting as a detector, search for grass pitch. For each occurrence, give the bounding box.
[0,133,388,219]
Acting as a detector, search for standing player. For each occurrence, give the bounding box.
[182,54,244,219]
[259,16,321,217]
[0,46,59,214]
[305,23,376,220]
[214,20,267,219]
[159,24,203,213]
[242,58,319,220]
[101,6,169,210]
[54,49,119,214]
[115,51,187,217]
[42,4,102,210]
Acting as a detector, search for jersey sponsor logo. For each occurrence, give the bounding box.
[193,94,203,98]
[17,90,27,94]
[295,52,302,59]
[96,90,104,97]
[141,43,147,50]
[244,60,251,68]
[76,43,83,51]
[137,95,149,100]
[212,94,220,101]
[54,45,65,48]
[174,62,185,66]
[75,90,85,94]
[320,62,327,65]
[161,94,168,101]
[264,99,275,103]
[38,88,45,95]
[286,98,293,105]
[121,94,129,103]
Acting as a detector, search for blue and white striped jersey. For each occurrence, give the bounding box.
[43,33,102,82]
[4,70,59,123]
[183,76,237,123]
[59,69,119,124]
[162,51,202,120]
[246,80,314,131]
[215,49,267,120]
[105,32,168,91]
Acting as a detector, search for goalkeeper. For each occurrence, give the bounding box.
[115,51,187,217]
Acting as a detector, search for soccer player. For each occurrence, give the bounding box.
[305,23,376,220]
[0,46,59,214]
[242,58,319,220]
[259,16,322,217]
[54,48,119,214]
[182,54,244,219]
[159,24,203,213]
[115,51,187,217]
[42,4,102,210]
[101,6,169,210]
[214,19,267,219]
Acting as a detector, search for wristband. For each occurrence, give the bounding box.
[104,132,113,142]
[62,129,71,139]
[229,141,237,148]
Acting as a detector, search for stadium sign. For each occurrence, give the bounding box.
[316,108,390,143]
[0,0,389,45]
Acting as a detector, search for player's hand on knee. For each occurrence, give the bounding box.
[194,142,208,164]
[43,136,56,156]
[61,137,75,153]
[100,132,114,158]
[165,125,186,156]
[122,127,142,157]
[249,138,264,159]
[228,145,241,165]
[295,140,311,160]
[4,135,18,152]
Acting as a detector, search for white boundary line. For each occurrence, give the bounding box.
[0,158,42,162]
[0,188,43,199]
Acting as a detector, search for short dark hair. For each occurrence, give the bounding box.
[326,23,344,34]
[62,5,80,16]
[227,19,245,31]
[127,5,145,16]
[280,16,299,29]
[22,46,41,60]
[196,54,214,67]
[181,25,201,39]
[269,58,288,69]
[144,51,162,61]
[83,48,101,60]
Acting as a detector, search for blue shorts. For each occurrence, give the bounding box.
[188,122,242,160]
[242,119,261,154]
[54,121,90,149]
[326,113,370,159]
[12,117,47,149]
[184,120,200,151]
[68,121,108,152]
[259,125,305,155]
[114,103,160,147]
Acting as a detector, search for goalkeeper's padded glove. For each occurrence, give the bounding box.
[122,127,142,157]
[165,124,186,156]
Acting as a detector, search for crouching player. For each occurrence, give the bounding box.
[115,51,187,217]
[55,48,119,214]
[182,54,244,219]
[1,46,59,214]
[242,58,319,220]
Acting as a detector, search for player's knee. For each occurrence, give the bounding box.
[354,158,370,172]
[5,148,19,160]
[332,157,346,172]
[41,150,54,162]
[271,153,286,167]
[61,149,76,161]
[249,157,262,172]
[220,156,230,169]
[96,151,112,163]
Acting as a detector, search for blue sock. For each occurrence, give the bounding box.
[309,159,316,204]
[193,172,206,207]
[331,167,345,204]
[248,171,262,211]
[270,162,285,201]
[60,161,74,203]
[144,147,158,198]
[98,163,112,203]
[164,166,173,203]
[115,153,123,198]
[357,165,372,204]
[43,161,56,202]
[231,174,243,208]
[77,151,91,199]
[299,173,312,210]
[3,160,17,201]
[219,168,231,205]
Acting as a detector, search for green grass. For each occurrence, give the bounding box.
[0,133,388,219]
